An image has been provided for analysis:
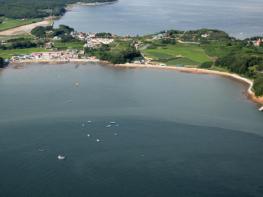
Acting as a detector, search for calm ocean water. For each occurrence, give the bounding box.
[0,64,262,197]
[55,0,263,38]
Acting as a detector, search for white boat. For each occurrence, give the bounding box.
[57,155,66,160]
[259,106,263,112]
[75,82,80,87]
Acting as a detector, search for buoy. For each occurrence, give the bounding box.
[96,139,100,142]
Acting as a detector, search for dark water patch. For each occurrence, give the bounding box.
[1,119,263,197]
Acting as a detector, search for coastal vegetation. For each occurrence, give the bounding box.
[85,39,142,64]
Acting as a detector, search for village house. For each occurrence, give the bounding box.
[53,36,61,41]
[45,42,54,49]
[201,33,209,38]
[254,38,262,47]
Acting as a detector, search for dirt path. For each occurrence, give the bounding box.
[0,19,52,36]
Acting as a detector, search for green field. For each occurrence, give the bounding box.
[0,48,48,59]
[0,17,42,31]
[142,43,211,66]
[0,34,34,41]
[53,40,84,50]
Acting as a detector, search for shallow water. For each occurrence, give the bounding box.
[55,0,263,38]
[0,63,262,197]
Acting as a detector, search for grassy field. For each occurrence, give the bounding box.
[54,40,84,50]
[0,34,34,41]
[0,17,42,31]
[142,43,211,66]
[0,48,48,59]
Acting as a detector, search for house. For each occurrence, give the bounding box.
[201,33,209,38]
[255,39,262,47]
[45,42,54,49]
[53,36,61,41]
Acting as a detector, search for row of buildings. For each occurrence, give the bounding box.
[71,31,114,48]
[10,50,81,62]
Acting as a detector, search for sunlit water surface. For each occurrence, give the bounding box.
[55,0,263,38]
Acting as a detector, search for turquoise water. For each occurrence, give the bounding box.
[0,64,262,196]
[55,0,263,38]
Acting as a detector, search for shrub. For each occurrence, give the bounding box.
[200,61,213,68]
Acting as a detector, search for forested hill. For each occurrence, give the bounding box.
[0,0,116,18]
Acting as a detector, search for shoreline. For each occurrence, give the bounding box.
[9,59,263,106]
[66,1,117,10]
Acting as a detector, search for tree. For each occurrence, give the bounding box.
[31,26,46,38]
[253,74,263,96]
[200,61,213,68]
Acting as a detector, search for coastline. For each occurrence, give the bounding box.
[66,1,117,11]
[9,59,263,106]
